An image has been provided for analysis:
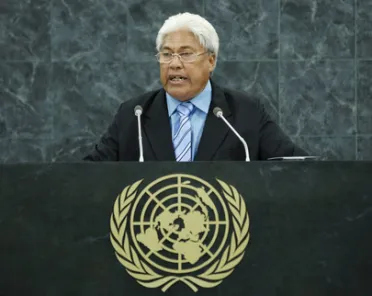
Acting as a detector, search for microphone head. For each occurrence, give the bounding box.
[213,107,223,118]
[134,105,143,116]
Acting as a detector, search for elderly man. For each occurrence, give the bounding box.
[84,12,307,161]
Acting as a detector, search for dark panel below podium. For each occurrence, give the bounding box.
[0,162,371,296]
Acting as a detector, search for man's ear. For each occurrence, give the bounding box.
[208,54,216,72]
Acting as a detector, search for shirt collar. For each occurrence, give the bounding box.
[166,80,212,117]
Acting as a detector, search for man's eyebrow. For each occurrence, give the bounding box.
[179,46,194,50]
[161,45,195,51]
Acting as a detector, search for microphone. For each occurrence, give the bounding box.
[213,107,250,162]
[134,105,144,162]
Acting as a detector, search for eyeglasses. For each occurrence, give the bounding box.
[155,52,208,63]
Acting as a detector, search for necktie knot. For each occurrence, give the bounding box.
[177,102,194,117]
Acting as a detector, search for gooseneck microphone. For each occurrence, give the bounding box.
[213,107,250,162]
[134,105,144,162]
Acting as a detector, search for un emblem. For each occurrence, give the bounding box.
[110,174,250,292]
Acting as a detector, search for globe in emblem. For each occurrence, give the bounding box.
[130,174,230,274]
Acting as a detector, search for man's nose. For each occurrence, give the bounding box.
[169,55,183,69]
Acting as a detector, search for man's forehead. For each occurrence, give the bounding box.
[162,30,200,45]
[161,45,196,51]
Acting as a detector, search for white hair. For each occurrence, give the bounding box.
[156,12,219,60]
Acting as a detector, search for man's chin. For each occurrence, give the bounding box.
[165,87,191,101]
[169,93,191,102]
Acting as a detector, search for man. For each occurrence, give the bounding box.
[84,12,307,161]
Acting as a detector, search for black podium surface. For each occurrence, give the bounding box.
[0,162,371,296]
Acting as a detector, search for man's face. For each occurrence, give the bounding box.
[159,30,216,101]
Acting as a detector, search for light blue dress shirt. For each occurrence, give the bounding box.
[166,80,212,160]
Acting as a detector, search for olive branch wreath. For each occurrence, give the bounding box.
[110,178,250,292]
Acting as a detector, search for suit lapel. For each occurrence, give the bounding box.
[194,81,232,161]
[143,89,175,161]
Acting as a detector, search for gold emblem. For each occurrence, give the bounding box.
[110,174,250,292]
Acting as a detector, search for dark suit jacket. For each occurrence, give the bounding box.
[84,81,307,161]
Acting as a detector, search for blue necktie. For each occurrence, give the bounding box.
[173,102,194,162]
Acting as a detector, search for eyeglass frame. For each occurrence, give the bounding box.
[155,51,210,63]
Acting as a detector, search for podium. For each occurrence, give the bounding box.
[0,162,371,296]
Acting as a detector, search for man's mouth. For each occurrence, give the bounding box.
[169,75,188,82]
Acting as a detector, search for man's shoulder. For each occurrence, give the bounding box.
[219,86,261,109]
[116,88,163,114]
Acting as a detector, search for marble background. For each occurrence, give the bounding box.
[0,0,371,162]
